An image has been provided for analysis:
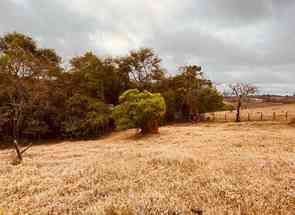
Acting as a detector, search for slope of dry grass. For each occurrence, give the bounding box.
[0,122,294,215]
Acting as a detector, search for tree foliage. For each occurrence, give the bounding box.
[62,95,110,138]
[0,32,62,142]
[198,87,224,113]
[118,48,165,90]
[112,89,166,134]
[159,65,223,121]
[0,32,226,145]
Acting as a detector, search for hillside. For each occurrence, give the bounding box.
[0,122,294,214]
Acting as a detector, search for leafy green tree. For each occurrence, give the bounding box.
[112,89,166,134]
[69,53,130,105]
[168,65,204,120]
[69,52,105,100]
[158,65,224,122]
[62,94,111,138]
[178,65,204,119]
[198,87,224,113]
[118,48,165,90]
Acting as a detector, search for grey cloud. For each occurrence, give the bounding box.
[0,0,294,94]
[187,0,272,27]
[0,0,99,59]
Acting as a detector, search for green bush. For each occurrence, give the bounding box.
[62,94,111,138]
[112,89,166,134]
[198,87,224,113]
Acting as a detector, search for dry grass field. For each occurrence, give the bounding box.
[0,121,295,215]
[232,103,295,113]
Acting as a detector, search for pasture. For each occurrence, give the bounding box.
[0,119,294,214]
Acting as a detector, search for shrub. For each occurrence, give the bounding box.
[112,89,166,134]
[198,87,224,113]
[62,94,111,138]
[289,118,295,126]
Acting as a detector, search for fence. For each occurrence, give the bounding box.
[205,111,295,122]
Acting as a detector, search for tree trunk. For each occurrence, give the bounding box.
[141,120,159,135]
[236,99,241,122]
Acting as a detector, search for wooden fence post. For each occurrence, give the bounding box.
[273,112,276,121]
[248,113,250,121]
[260,112,263,121]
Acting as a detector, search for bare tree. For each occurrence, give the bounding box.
[12,140,33,165]
[229,83,257,122]
[1,33,60,164]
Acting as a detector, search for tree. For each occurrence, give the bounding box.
[166,65,214,120]
[69,52,105,100]
[198,87,224,113]
[0,33,61,143]
[0,32,226,147]
[62,94,111,138]
[61,53,126,138]
[0,32,62,162]
[178,65,203,119]
[112,89,166,134]
[69,53,130,105]
[229,83,257,122]
[118,48,165,90]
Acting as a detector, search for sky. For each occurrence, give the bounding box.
[1,0,295,95]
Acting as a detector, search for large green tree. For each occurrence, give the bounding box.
[59,52,118,138]
[118,48,165,90]
[69,52,131,105]
[159,65,223,121]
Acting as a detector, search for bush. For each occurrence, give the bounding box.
[198,87,224,113]
[289,118,295,126]
[112,89,166,134]
[62,94,111,138]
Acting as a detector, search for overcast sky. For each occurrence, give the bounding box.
[1,0,294,94]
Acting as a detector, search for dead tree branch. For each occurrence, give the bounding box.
[12,140,33,165]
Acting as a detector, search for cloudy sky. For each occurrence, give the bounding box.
[1,0,295,94]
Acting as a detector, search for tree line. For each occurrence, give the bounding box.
[0,32,225,146]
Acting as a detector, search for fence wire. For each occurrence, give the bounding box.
[205,111,295,122]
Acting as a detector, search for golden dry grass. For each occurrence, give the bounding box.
[0,122,294,215]
[238,103,295,113]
